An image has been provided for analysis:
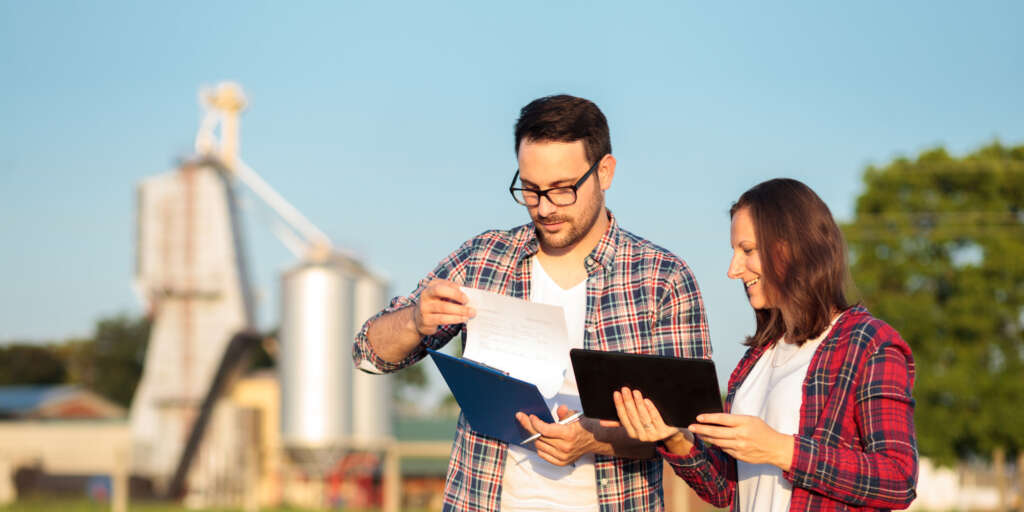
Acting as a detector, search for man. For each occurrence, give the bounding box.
[353,94,710,511]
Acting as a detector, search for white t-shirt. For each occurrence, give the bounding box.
[731,314,841,512]
[500,257,598,512]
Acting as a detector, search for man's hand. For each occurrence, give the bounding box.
[688,413,795,471]
[516,405,597,466]
[365,279,474,364]
[412,279,475,336]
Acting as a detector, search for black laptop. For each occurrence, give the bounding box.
[570,348,723,427]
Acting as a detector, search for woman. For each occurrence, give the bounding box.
[606,178,917,511]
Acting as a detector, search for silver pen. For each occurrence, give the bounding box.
[519,411,584,445]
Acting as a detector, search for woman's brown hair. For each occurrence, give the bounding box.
[730,178,851,347]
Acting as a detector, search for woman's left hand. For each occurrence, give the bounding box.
[688,413,795,471]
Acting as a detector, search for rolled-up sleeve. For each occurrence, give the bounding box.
[352,239,473,374]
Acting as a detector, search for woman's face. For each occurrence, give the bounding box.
[728,207,770,309]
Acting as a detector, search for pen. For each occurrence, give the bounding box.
[519,411,584,445]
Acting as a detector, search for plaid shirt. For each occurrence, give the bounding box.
[660,306,918,511]
[354,212,711,512]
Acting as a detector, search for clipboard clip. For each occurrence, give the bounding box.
[467,357,509,376]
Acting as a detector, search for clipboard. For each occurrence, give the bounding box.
[570,348,723,427]
[428,349,555,444]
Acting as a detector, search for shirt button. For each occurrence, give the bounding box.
[586,324,597,333]
[599,478,609,487]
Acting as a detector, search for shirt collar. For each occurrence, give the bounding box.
[515,209,620,275]
[586,209,619,273]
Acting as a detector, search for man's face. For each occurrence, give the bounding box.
[516,139,607,251]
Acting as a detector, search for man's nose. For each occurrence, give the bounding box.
[537,194,557,217]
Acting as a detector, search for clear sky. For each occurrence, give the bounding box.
[2,1,1022,393]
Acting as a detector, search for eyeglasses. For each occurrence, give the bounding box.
[508,156,604,207]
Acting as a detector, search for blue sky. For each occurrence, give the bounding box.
[2,1,1022,391]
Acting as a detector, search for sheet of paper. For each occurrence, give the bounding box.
[460,287,569,398]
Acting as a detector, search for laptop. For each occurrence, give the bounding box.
[569,348,723,427]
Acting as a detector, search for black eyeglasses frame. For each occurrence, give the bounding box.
[508,155,605,207]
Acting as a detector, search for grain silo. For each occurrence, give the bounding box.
[350,269,393,444]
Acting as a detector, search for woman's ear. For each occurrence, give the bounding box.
[769,241,792,279]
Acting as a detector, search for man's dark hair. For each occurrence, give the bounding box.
[514,94,611,165]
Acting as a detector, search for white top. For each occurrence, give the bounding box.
[731,314,841,512]
[500,257,598,512]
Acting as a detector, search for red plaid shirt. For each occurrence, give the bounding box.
[660,306,918,511]
[354,212,711,511]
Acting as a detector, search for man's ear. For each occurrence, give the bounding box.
[597,154,616,191]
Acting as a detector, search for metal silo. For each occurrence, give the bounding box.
[279,257,356,473]
[350,269,393,444]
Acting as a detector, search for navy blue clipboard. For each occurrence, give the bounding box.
[428,349,554,445]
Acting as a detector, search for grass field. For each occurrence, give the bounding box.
[0,500,295,511]
[0,499,424,512]
[0,497,725,512]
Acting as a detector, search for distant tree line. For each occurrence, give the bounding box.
[0,314,426,409]
[0,315,152,407]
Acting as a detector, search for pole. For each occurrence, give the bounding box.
[1016,452,1023,511]
[662,459,690,512]
[382,443,401,512]
[994,446,1006,512]
[0,458,15,506]
[111,446,129,512]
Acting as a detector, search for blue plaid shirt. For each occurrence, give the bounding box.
[354,212,711,511]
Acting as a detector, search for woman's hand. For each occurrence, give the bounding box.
[599,387,695,455]
[688,413,795,471]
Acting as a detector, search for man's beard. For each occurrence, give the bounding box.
[534,194,604,250]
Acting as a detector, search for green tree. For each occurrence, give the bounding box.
[0,344,67,385]
[63,315,152,407]
[843,142,1024,464]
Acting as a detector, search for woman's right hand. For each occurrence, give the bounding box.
[599,387,695,455]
